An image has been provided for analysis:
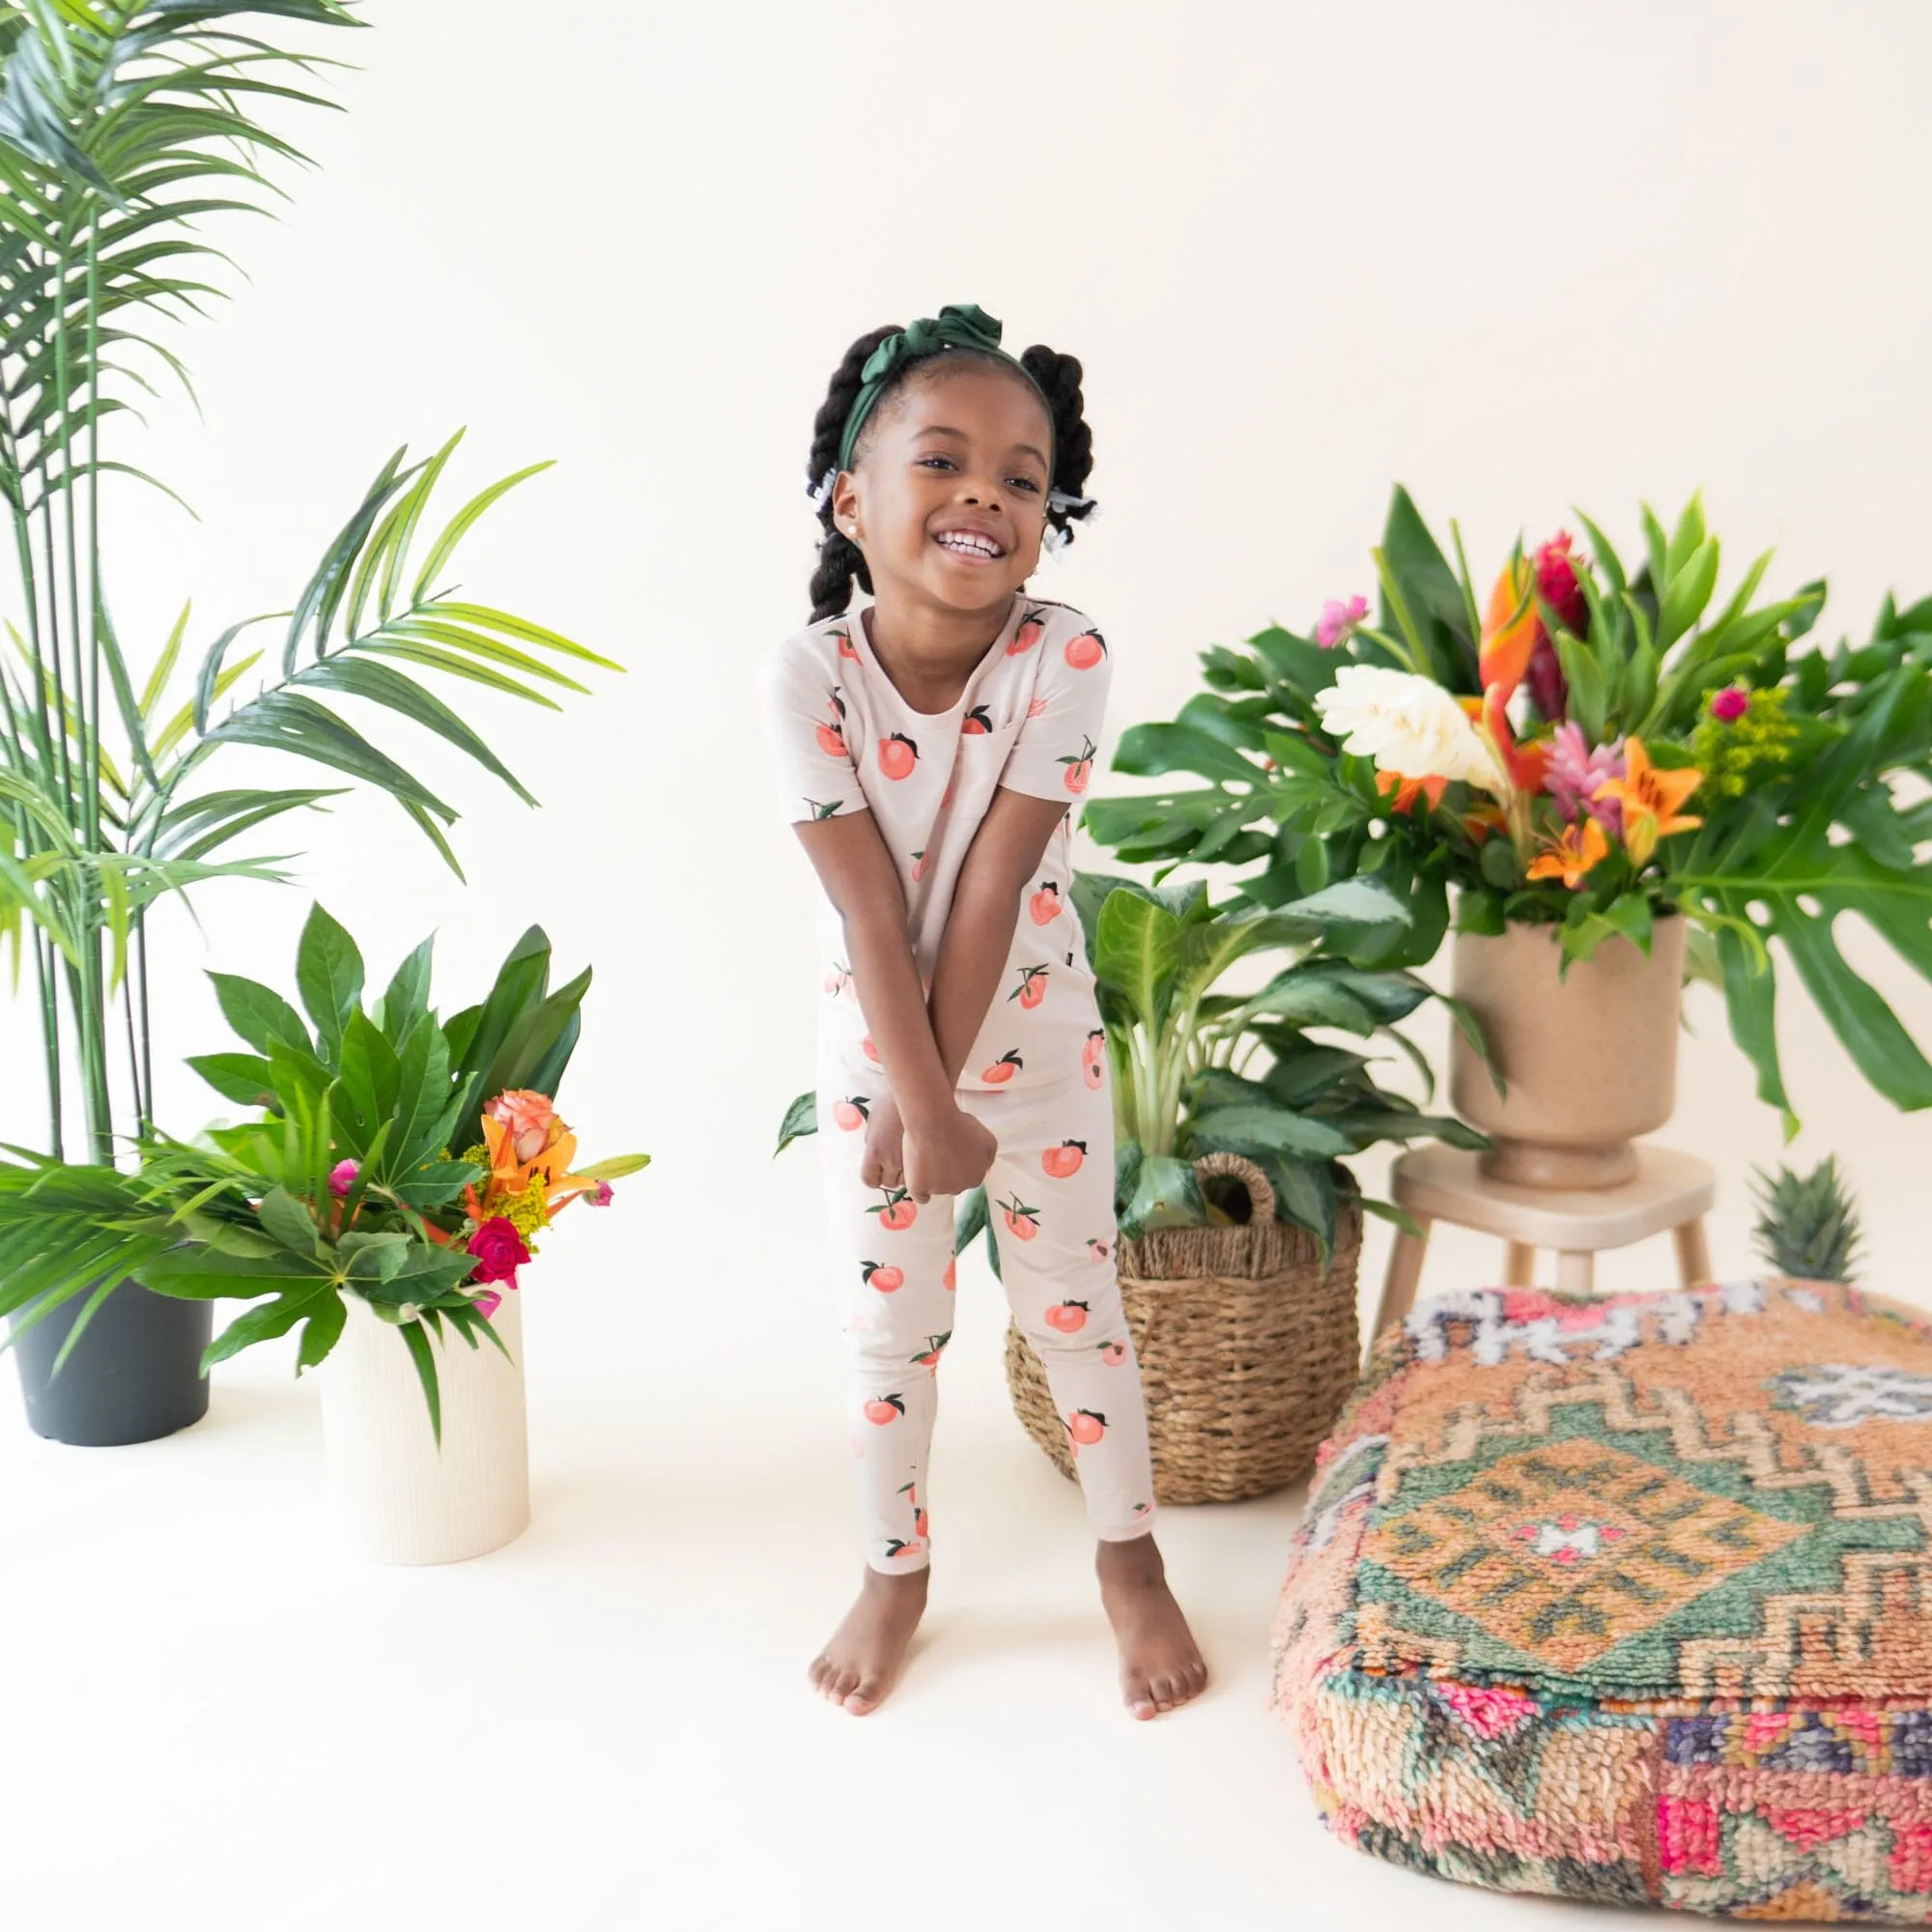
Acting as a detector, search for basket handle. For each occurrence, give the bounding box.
[1190,1150,1275,1225]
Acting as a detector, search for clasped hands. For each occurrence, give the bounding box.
[860,1090,997,1203]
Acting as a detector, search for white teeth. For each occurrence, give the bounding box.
[936,531,1001,557]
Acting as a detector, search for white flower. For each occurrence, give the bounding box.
[1313,666,1505,795]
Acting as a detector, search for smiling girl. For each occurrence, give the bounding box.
[754,303,1207,1721]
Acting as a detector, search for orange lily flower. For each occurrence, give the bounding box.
[1592,736,1702,867]
[1376,769,1448,815]
[462,1101,604,1225]
[1480,554,1538,701]
[1526,816,1610,890]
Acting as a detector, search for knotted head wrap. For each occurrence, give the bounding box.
[833,301,1054,475]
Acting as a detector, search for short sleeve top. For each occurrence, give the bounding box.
[754,589,1112,1094]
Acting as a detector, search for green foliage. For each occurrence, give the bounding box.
[1084,483,1932,1136]
[0,6,622,1171]
[772,871,1487,1262]
[1749,1155,1864,1285]
[0,902,622,1444]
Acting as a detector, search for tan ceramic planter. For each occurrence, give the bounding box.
[1448,912,1685,1189]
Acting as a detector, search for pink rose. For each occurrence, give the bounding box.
[589,1179,614,1208]
[1711,687,1748,724]
[1316,594,1369,649]
[470,1289,502,1321]
[327,1158,359,1198]
[485,1089,559,1164]
[467,1215,531,1290]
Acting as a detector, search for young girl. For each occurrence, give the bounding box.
[754,303,1207,1721]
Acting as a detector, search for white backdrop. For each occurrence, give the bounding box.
[6,6,1932,1927]
[0,0,1923,1349]
[9,0,1922,1292]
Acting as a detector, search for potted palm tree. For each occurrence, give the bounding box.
[0,3,619,1444]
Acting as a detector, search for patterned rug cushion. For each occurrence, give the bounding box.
[1268,1279,1932,1922]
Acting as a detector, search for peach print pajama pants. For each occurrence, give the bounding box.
[815,1035,1158,1574]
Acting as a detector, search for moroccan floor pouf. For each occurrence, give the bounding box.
[1268,1278,1932,1922]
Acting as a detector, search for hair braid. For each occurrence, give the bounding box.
[804,329,1098,624]
[806,324,896,624]
[1018,343,1096,553]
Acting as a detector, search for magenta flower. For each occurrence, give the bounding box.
[1710,687,1748,724]
[1316,594,1369,649]
[588,1179,615,1208]
[467,1215,531,1291]
[327,1158,359,1198]
[1546,723,1626,834]
[470,1288,503,1321]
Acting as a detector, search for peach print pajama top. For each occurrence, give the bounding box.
[755,591,1112,1094]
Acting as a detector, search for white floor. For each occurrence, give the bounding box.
[2,1179,1850,1932]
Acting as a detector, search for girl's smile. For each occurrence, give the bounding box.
[835,359,1054,619]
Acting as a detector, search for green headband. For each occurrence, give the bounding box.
[832,301,1052,476]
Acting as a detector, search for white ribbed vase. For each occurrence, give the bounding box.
[317,1287,531,1565]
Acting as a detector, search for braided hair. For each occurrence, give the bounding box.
[805,327,1098,624]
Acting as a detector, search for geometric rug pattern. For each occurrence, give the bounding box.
[1269,1279,1932,1920]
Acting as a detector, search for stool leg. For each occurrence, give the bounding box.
[1504,1241,1536,1286]
[1556,1249,1595,1293]
[1674,1217,1713,1288]
[1374,1216,1434,1338]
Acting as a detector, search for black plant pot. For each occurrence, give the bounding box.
[10,1279,213,1446]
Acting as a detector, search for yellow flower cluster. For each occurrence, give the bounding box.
[459,1142,552,1241]
[1689,687,1799,799]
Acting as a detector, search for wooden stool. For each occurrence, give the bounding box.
[1371,1143,1718,1343]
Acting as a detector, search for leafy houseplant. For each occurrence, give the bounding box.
[1086,485,1932,1137]
[0,903,650,1443]
[0,4,621,1436]
[772,872,1490,1265]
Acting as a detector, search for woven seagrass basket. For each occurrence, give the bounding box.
[1003,1151,1363,1506]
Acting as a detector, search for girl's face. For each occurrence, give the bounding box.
[835,359,1054,616]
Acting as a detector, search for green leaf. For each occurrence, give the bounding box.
[1094,890,1183,1034]
[203,1287,331,1370]
[295,901,364,1056]
[1659,536,1721,650]
[255,1184,321,1256]
[185,1051,275,1107]
[953,1184,988,1254]
[139,1246,333,1300]
[398,1318,442,1447]
[1437,992,1505,1099]
[207,971,310,1057]
[1124,1153,1205,1233]
[1186,1103,1351,1158]
[774,1089,816,1155]
[295,1290,347,1373]
[377,935,435,1039]
[412,460,555,604]
[1664,490,1707,582]
[294,653,538,806]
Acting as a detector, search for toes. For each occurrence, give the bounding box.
[845,1672,889,1715]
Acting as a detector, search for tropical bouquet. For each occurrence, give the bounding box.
[774,872,1488,1262]
[0,905,649,1441]
[1086,487,1932,1131]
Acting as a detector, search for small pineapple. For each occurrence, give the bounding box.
[1749,1156,1864,1284]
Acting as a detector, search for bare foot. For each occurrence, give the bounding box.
[1097,1535,1207,1719]
[808,1566,930,1716]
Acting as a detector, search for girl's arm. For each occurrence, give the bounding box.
[925,787,1073,1086]
[791,809,953,1123]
